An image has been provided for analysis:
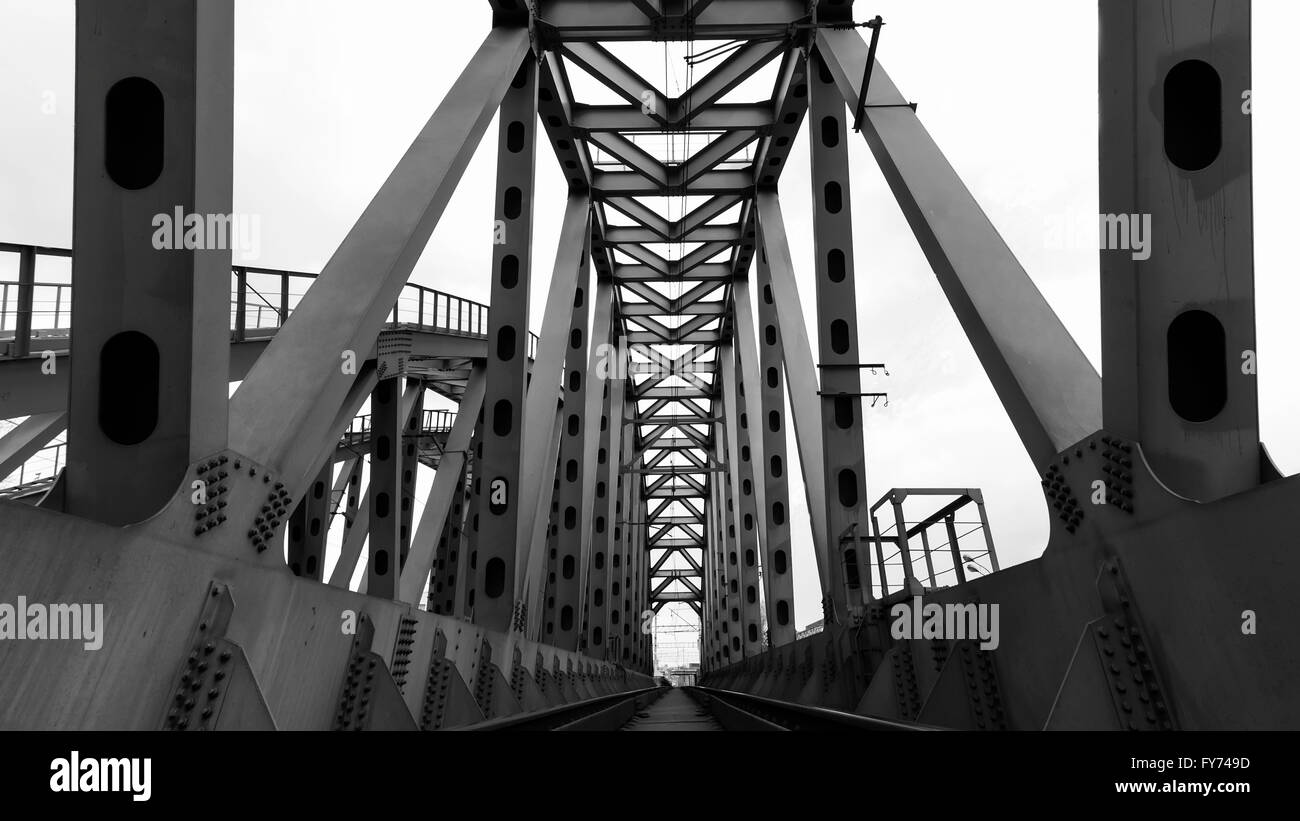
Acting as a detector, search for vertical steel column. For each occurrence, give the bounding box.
[470,56,538,631]
[715,414,742,665]
[366,377,402,599]
[13,246,34,358]
[583,378,615,657]
[541,469,561,635]
[398,381,425,570]
[455,421,484,620]
[628,478,642,669]
[735,416,766,654]
[545,263,593,652]
[609,429,626,663]
[808,48,874,617]
[1099,0,1258,502]
[526,408,566,640]
[721,345,764,656]
[584,320,625,658]
[710,454,727,668]
[749,257,797,646]
[287,460,332,580]
[707,483,717,670]
[637,493,650,671]
[428,466,467,615]
[64,0,233,525]
[618,447,641,665]
[627,484,643,671]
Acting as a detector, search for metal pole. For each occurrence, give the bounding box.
[870,512,888,597]
[234,267,247,343]
[974,496,1001,572]
[945,514,966,585]
[14,246,35,358]
[918,526,937,588]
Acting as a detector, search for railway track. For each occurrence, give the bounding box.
[464,686,935,732]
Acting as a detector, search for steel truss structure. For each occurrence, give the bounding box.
[0,0,1295,730]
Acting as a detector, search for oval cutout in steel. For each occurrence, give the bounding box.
[1168,309,1227,422]
[1164,59,1221,171]
[105,77,164,190]
[99,330,159,445]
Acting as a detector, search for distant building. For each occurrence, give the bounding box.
[796,619,824,640]
[666,663,699,687]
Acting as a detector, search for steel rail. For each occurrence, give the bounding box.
[458,685,669,732]
[686,686,940,731]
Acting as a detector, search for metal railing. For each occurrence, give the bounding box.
[0,440,65,494]
[230,265,536,356]
[858,488,1001,599]
[342,409,458,443]
[0,244,537,359]
[423,409,456,433]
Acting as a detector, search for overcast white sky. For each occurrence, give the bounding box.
[2,1,1298,660]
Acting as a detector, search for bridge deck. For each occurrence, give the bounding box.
[621,688,723,732]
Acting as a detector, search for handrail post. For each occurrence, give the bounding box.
[973,496,1000,572]
[870,512,888,598]
[234,267,247,342]
[279,271,289,325]
[15,245,35,357]
[945,514,966,585]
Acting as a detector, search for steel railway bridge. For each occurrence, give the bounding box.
[0,0,1295,731]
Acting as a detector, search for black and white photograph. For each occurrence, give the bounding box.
[0,0,1294,806]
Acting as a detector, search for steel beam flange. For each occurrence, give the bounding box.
[891,641,923,720]
[472,639,523,720]
[161,581,274,731]
[532,651,562,707]
[1092,559,1178,731]
[333,612,417,730]
[955,640,1008,730]
[391,614,419,693]
[419,629,484,731]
